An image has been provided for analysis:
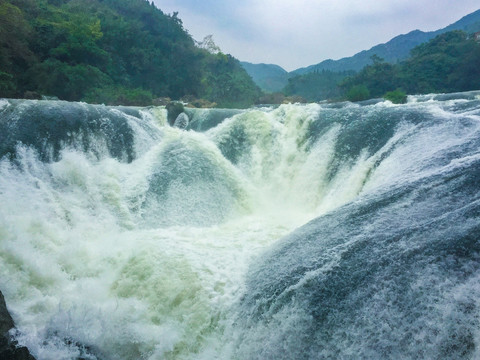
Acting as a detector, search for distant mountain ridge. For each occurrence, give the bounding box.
[239,62,289,93]
[292,9,480,75]
[242,9,480,91]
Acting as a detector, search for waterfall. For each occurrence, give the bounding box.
[1,92,479,359]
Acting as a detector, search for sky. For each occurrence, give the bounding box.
[153,0,480,72]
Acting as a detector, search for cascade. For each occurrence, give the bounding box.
[0,93,479,359]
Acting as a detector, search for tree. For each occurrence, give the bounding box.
[0,2,34,96]
[196,35,221,54]
[340,59,398,99]
[346,85,370,102]
[384,89,407,104]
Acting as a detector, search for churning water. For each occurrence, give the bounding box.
[0,92,480,359]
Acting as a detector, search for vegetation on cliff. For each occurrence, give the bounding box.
[0,0,261,107]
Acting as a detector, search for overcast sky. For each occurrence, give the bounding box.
[153,1,480,71]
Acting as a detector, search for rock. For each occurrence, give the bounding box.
[180,95,217,108]
[41,95,59,101]
[166,101,185,125]
[173,112,189,129]
[0,291,36,360]
[23,91,42,100]
[0,292,14,337]
[0,341,35,360]
[180,94,196,104]
[189,98,217,108]
[152,97,171,106]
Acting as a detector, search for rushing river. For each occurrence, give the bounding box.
[1,92,480,359]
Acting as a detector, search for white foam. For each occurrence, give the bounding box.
[1,98,479,359]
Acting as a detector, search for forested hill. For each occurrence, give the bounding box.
[339,30,480,102]
[240,62,289,93]
[0,0,261,108]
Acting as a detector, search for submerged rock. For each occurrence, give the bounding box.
[0,291,36,360]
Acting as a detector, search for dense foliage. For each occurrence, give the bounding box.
[0,0,261,107]
[340,31,480,101]
[283,70,354,102]
[202,53,261,108]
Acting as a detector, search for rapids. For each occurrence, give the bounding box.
[0,92,480,359]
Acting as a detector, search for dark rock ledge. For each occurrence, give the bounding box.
[0,291,36,360]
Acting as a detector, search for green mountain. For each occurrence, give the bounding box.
[240,62,289,93]
[339,30,480,101]
[0,0,260,107]
[292,9,480,75]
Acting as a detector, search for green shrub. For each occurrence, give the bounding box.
[384,89,407,104]
[346,85,370,102]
